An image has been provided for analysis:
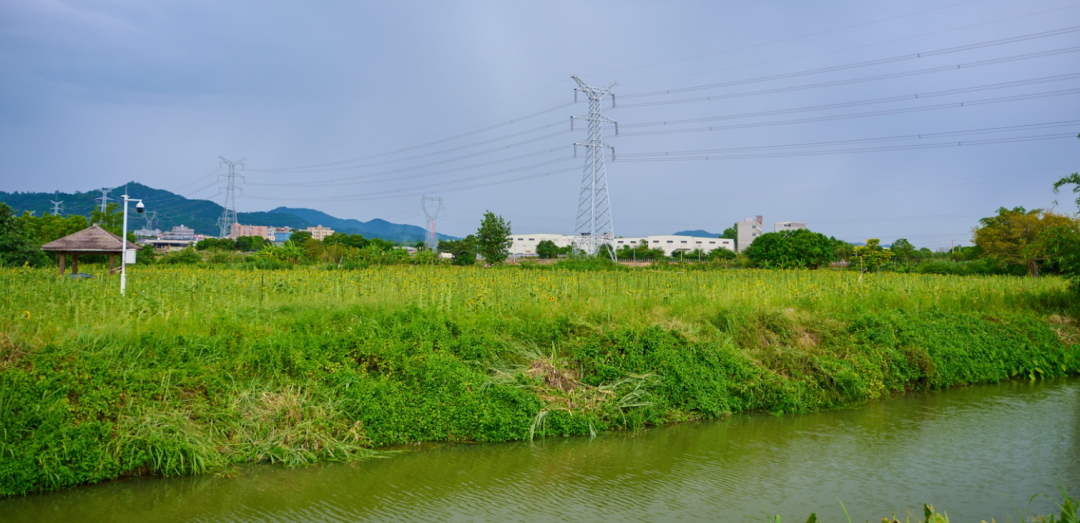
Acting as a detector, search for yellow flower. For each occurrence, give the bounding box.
[23,310,30,319]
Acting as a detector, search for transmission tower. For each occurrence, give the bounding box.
[420,195,444,250]
[49,200,64,216]
[216,157,245,238]
[570,75,618,261]
[95,188,112,213]
[143,210,158,230]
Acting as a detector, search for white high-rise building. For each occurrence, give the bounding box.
[736,216,764,252]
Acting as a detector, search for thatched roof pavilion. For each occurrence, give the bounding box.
[41,224,141,275]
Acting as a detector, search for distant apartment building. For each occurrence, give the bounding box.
[230,223,271,241]
[305,225,334,241]
[774,221,807,233]
[736,216,764,252]
[133,228,161,239]
[270,226,293,244]
[161,225,195,241]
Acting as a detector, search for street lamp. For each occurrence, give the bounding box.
[120,194,144,296]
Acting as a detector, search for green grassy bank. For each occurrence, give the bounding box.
[2,266,1079,497]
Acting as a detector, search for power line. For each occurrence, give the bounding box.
[619,120,1080,158]
[251,102,574,172]
[261,79,573,164]
[616,47,1080,111]
[616,3,1080,89]
[586,0,992,78]
[244,162,581,203]
[617,87,1080,138]
[617,133,1073,162]
[249,121,569,175]
[618,25,1080,100]
[247,146,571,189]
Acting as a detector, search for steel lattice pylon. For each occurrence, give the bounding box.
[216,157,245,238]
[571,75,617,261]
[420,195,444,250]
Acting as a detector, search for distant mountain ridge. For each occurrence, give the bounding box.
[672,230,719,237]
[271,207,456,243]
[0,182,457,244]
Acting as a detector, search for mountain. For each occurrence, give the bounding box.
[0,182,454,243]
[672,230,720,238]
[272,207,456,243]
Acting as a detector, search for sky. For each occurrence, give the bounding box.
[1,0,1079,248]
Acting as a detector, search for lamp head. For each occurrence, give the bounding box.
[135,201,145,214]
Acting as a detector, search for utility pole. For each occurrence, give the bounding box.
[216,157,245,238]
[96,188,112,213]
[571,75,618,262]
[420,195,444,251]
[49,200,64,216]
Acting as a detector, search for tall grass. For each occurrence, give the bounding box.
[1,265,1078,496]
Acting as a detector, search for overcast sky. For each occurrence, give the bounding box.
[2,0,1079,248]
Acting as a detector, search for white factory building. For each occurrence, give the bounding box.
[510,234,735,257]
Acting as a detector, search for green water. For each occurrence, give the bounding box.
[4,378,1078,522]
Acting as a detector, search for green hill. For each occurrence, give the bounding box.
[0,183,454,243]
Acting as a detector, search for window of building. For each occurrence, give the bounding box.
[528,238,534,241]
[667,240,673,243]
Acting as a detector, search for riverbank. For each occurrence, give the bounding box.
[2,266,1078,496]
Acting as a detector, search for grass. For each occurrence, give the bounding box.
[1,264,1078,496]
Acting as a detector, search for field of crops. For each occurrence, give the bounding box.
[1,264,1070,336]
[2,264,1079,496]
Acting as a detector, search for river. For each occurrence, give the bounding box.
[4,378,1077,522]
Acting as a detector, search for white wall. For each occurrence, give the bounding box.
[511,234,734,257]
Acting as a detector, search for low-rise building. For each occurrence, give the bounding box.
[774,221,807,233]
[161,225,195,241]
[510,234,734,258]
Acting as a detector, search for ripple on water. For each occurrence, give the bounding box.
[2,379,1077,523]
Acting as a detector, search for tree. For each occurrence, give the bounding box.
[90,202,124,234]
[853,238,894,272]
[708,247,737,261]
[290,230,313,246]
[235,235,269,252]
[743,229,835,269]
[1041,219,1080,294]
[476,211,512,264]
[324,232,369,250]
[195,238,235,251]
[973,206,1073,276]
[0,203,48,267]
[721,226,737,240]
[536,239,559,259]
[890,238,915,264]
[440,235,477,265]
[832,237,855,262]
[1054,172,1080,211]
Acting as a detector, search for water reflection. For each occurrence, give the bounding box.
[4,379,1077,523]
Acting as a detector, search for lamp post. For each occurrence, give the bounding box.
[120,194,144,296]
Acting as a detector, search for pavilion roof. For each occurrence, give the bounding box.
[40,224,142,253]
